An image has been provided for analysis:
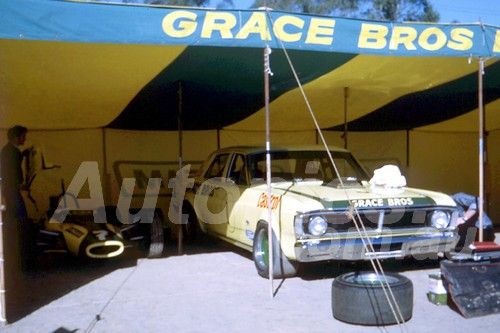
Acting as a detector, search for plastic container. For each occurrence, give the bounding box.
[427,272,447,305]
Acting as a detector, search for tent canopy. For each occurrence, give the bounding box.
[1,0,499,132]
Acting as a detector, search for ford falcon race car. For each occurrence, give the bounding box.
[183,146,459,278]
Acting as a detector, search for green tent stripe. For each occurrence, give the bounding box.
[108,46,356,130]
[329,61,500,131]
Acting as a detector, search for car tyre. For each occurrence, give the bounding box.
[182,203,198,243]
[331,271,413,325]
[252,222,299,279]
[145,212,164,258]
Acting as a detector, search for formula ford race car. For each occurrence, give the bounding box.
[33,182,165,260]
[24,145,162,261]
[22,145,125,260]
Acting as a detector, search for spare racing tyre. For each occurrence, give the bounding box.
[332,271,413,326]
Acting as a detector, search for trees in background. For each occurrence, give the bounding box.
[250,0,359,16]
[104,0,439,22]
[366,0,439,21]
[250,0,439,22]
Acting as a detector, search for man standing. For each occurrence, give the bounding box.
[1,125,35,271]
[1,125,28,220]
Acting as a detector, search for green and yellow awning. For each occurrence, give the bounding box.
[1,0,499,132]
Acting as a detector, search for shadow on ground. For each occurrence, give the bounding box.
[4,233,234,324]
[193,233,442,282]
[5,249,140,323]
[297,257,441,281]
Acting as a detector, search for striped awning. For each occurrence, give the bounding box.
[1,0,499,131]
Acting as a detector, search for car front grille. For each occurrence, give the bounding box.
[325,209,427,232]
[296,207,455,237]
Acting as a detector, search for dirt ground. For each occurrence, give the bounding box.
[2,235,500,333]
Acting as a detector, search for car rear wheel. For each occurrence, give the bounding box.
[182,203,198,243]
[331,271,413,325]
[253,222,299,279]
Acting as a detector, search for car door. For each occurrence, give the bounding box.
[196,152,240,237]
[203,153,245,238]
[224,153,248,239]
[195,153,229,233]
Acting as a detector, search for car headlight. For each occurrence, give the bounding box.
[430,210,450,229]
[308,216,328,236]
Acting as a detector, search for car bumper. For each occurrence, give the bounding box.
[294,231,459,262]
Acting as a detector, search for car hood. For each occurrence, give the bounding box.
[268,180,456,209]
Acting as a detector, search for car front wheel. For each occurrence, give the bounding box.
[252,222,299,279]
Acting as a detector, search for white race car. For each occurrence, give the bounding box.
[183,146,459,278]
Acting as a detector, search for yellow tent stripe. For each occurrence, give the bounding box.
[0,40,186,129]
[226,54,482,131]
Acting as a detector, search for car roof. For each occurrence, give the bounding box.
[213,145,350,155]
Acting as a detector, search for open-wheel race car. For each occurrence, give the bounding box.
[35,183,166,260]
[22,146,127,260]
[24,145,165,260]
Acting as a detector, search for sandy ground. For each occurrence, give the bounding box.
[2,237,500,333]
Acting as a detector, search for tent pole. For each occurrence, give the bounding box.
[343,87,349,149]
[217,128,220,150]
[102,128,110,204]
[264,43,274,298]
[0,182,6,325]
[478,58,485,242]
[177,80,184,255]
[406,130,410,168]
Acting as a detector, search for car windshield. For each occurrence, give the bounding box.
[247,150,369,183]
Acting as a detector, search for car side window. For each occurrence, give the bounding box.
[205,153,229,178]
[228,154,247,185]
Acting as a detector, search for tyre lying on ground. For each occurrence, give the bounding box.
[331,271,413,326]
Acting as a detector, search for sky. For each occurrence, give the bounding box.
[209,0,500,26]
[430,0,500,26]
